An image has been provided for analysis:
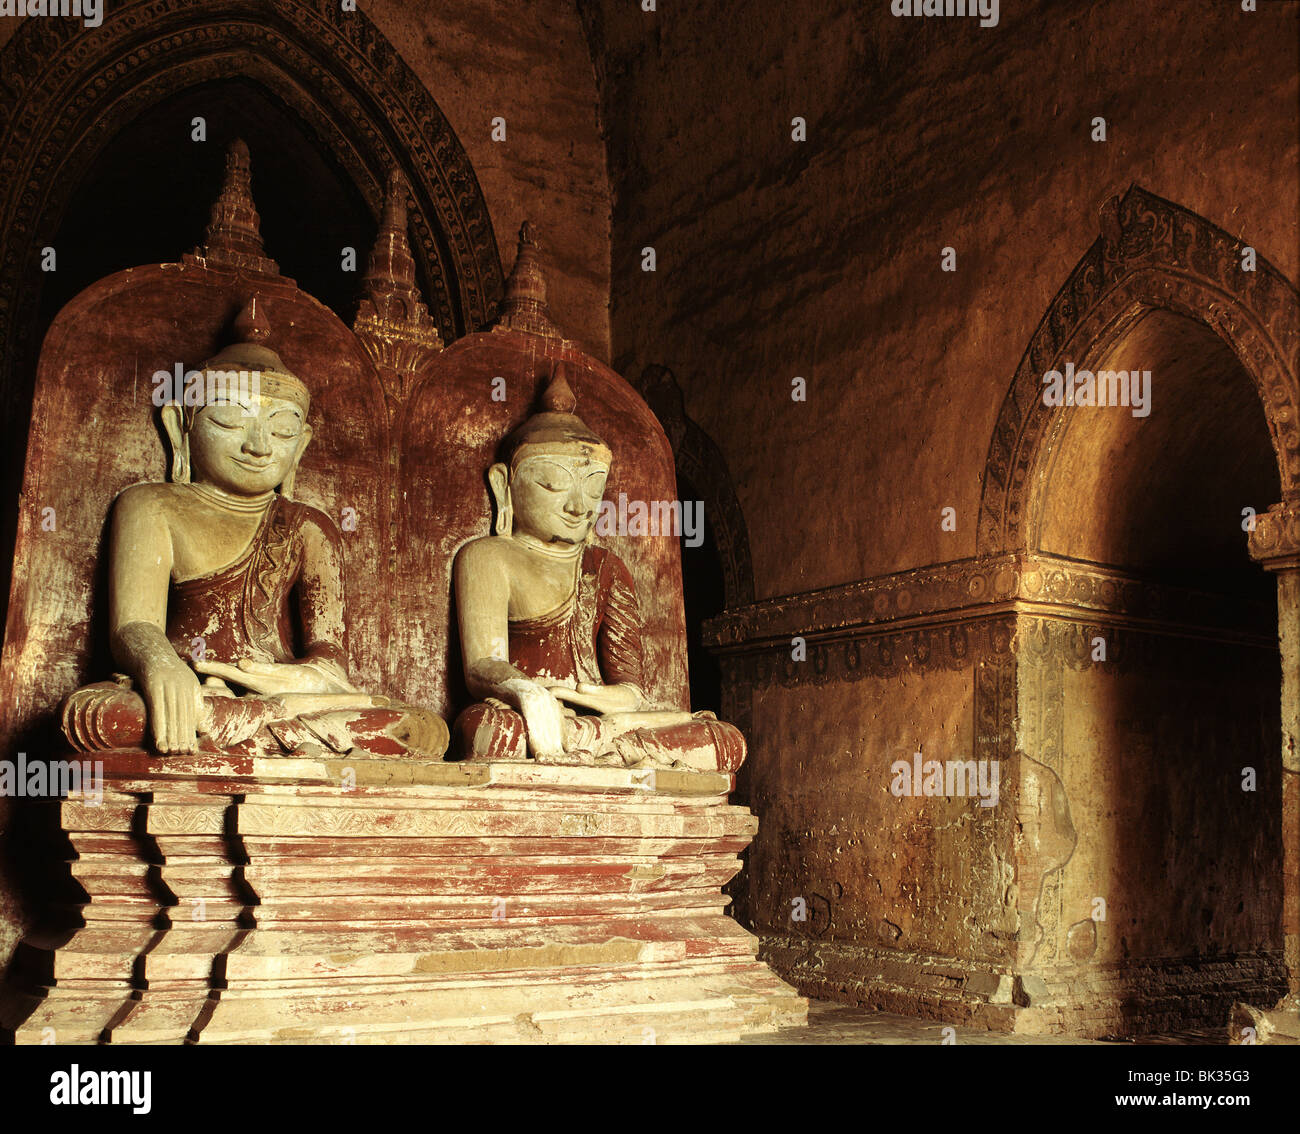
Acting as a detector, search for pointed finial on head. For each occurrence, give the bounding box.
[234,295,272,344]
[202,296,310,416]
[542,363,578,414]
[500,358,611,471]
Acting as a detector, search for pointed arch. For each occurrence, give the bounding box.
[977,185,1300,556]
[0,0,505,621]
[0,1,503,353]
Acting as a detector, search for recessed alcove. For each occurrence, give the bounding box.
[1028,307,1284,1024]
[41,79,389,331]
[1037,309,1280,608]
[677,468,727,716]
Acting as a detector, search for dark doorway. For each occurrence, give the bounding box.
[1034,308,1285,1030]
[677,470,726,714]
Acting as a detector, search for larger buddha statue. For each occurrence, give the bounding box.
[451,367,745,774]
[61,301,447,759]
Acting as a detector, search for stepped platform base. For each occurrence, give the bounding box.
[1,752,805,1044]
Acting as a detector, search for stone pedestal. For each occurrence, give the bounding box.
[0,752,805,1044]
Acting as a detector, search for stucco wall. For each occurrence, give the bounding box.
[586,0,1299,593]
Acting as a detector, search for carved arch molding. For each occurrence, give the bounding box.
[978,185,1300,557]
[0,0,504,500]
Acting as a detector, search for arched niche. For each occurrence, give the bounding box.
[978,186,1300,558]
[981,187,1300,1022]
[39,78,384,329]
[632,363,757,724]
[0,0,505,620]
[1034,308,1280,600]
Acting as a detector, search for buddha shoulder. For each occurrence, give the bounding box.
[454,535,518,580]
[112,481,189,522]
[289,500,342,538]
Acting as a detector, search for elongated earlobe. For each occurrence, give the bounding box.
[160,404,190,483]
[488,463,512,536]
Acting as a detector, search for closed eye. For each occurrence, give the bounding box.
[270,412,302,439]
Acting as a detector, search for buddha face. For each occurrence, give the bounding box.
[187,394,310,496]
[509,453,609,545]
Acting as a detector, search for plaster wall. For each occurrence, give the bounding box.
[585,0,1299,593]
[366,0,610,358]
[738,662,1013,964]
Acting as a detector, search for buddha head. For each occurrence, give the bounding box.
[160,299,312,498]
[490,365,612,547]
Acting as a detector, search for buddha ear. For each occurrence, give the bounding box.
[488,462,512,536]
[280,423,313,500]
[160,404,190,483]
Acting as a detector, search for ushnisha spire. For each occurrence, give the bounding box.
[493,221,563,340]
[353,168,444,380]
[199,140,279,276]
[501,362,611,470]
[201,296,310,416]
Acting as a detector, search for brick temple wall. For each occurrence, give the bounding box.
[583,0,1298,589]
[362,0,611,360]
[583,0,1299,1029]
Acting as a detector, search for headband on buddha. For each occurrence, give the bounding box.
[182,297,311,426]
[502,364,611,470]
[192,347,310,418]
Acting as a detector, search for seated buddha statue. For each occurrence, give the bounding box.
[61,301,447,759]
[450,367,745,774]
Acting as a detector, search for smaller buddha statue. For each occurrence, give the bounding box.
[61,300,447,759]
[451,366,745,773]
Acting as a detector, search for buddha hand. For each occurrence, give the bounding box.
[499,677,566,759]
[140,656,205,754]
[548,681,643,715]
[193,657,359,697]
